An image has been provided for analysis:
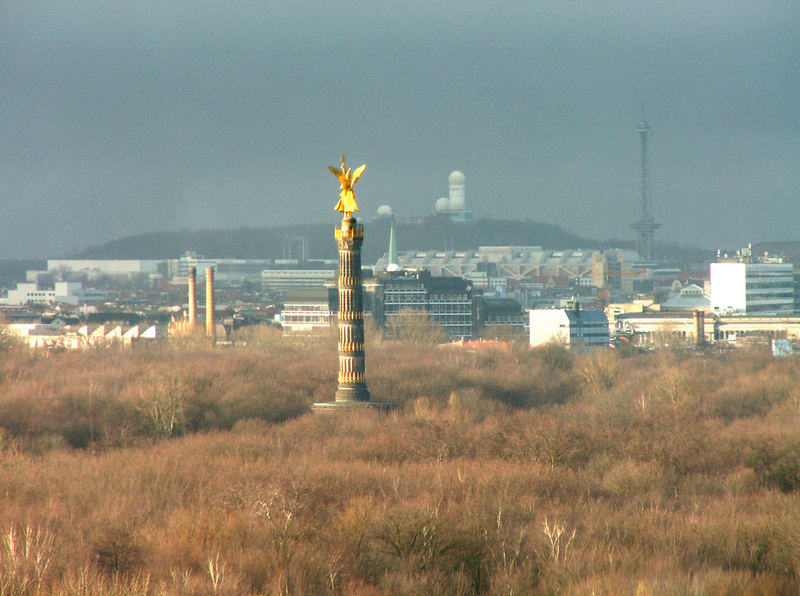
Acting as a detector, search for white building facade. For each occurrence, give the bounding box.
[2,282,106,306]
[48,260,161,276]
[261,269,336,293]
[710,263,794,315]
[529,308,609,349]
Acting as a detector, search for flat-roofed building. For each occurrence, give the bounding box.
[616,311,703,345]
[529,307,609,350]
[170,252,274,287]
[280,288,336,334]
[372,269,476,339]
[48,259,161,277]
[261,268,336,293]
[377,247,595,281]
[617,311,800,347]
[2,282,106,306]
[710,262,794,315]
[479,297,527,333]
[4,321,165,349]
[173,251,217,280]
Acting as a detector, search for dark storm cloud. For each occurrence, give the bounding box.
[2,1,799,257]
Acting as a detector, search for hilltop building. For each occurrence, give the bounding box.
[433,171,473,224]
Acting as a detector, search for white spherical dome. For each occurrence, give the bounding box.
[386,263,402,272]
[435,197,450,212]
[449,196,465,211]
[377,204,393,217]
[448,170,465,185]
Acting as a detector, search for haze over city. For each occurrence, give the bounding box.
[2,1,798,258]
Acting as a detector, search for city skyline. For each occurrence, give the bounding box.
[2,2,798,258]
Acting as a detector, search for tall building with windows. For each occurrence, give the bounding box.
[372,269,476,339]
[710,262,794,315]
[175,251,217,279]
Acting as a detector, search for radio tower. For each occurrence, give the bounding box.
[630,118,660,260]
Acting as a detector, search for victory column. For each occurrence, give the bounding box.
[313,155,388,411]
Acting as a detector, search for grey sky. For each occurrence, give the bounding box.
[2,1,799,257]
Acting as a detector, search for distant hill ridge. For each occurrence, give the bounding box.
[74,218,598,263]
[751,242,800,264]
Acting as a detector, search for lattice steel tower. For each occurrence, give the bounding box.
[630,119,660,260]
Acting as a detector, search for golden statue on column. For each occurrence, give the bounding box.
[329,154,366,217]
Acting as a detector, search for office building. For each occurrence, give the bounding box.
[710,262,794,316]
[529,306,609,350]
[372,269,476,339]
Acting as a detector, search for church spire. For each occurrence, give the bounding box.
[387,216,398,268]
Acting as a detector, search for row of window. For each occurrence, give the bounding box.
[744,285,794,292]
[745,271,792,277]
[282,315,330,324]
[428,306,473,314]
[283,305,330,312]
[385,303,427,312]
[744,291,794,299]
[745,304,795,313]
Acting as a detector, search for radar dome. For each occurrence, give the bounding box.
[386,263,402,272]
[435,197,450,212]
[448,170,466,211]
[448,170,465,185]
[377,204,393,217]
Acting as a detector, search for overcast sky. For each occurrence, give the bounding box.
[2,1,798,258]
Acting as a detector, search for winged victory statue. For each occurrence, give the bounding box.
[329,154,366,216]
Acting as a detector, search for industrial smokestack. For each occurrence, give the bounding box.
[205,267,215,340]
[188,266,197,327]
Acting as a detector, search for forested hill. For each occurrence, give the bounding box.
[74,218,597,263]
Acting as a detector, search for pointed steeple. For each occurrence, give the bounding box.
[387,216,400,271]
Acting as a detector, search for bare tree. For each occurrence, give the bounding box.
[387,307,449,345]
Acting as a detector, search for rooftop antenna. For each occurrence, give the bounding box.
[630,113,661,260]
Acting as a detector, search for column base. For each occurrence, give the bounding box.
[334,384,371,403]
[313,385,390,413]
[312,400,391,413]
